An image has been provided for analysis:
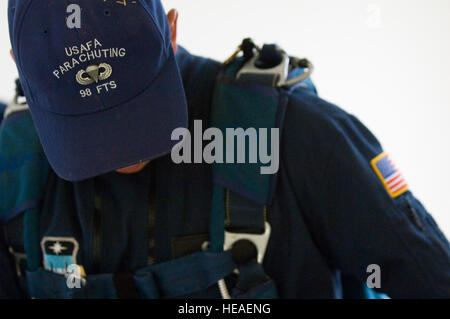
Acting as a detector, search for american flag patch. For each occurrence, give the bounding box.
[371,152,408,198]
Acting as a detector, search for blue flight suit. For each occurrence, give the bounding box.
[0,47,449,298]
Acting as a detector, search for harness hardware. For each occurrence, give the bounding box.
[218,222,272,299]
[8,246,26,277]
[224,222,271,265]
[224,38,314,88]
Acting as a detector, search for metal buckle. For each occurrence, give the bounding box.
[4,94,29,119]
[223,222,271,264]
[236,53,290,87]
[218,222,271,299]
[8,246,26,277]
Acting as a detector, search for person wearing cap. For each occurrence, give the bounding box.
[1,0,449,299]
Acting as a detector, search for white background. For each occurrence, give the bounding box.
[0,0,449,237]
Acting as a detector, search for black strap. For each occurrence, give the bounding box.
[112,273,141,299]
[3,215,27,277]
[241,38,257,63]
[226,190,266,234]
[15,78,25,97]
[237,73,280,87]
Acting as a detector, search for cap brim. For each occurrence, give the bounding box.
[29,50,188,181]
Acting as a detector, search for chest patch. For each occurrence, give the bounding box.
[40,237,79,275]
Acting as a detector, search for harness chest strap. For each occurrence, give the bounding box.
[26,251,236,299]
[207,51,295,298]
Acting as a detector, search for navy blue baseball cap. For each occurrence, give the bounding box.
[8,0,188,181]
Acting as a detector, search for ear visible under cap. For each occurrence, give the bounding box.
[167,9,179,54]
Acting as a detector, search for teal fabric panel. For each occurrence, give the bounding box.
[209,185,226,252]
[210,59,280,205]
[0,113,50,224]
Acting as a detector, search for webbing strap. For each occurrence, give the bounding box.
[209,185,226,252]
[113,273,141,299]
[238,73,280,88]
[210,57,280,205]
[23,207,41,271]
[209,186,267,248]
[26,251,236,299]
[226,190,266,234]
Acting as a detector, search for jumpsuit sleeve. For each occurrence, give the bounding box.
[308,113,450,298]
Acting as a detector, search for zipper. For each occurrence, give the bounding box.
[405,200,424,231]
[92,179,102,273]
[405,197,449,256]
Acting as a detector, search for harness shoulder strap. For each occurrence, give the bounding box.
[208,41,310,298]
[0,100,50,276]
[210,39,387,300]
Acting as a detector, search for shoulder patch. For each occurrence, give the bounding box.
[371,152,408,198]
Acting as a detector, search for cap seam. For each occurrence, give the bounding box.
[138,0,169,57]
